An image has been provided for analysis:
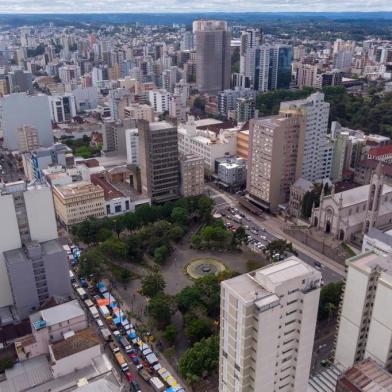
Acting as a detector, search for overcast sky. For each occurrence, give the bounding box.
[0,0,391,13]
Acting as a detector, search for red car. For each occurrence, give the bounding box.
[125,371,135,382]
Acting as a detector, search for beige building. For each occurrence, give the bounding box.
[179,154,204,197]
[123,103,154,122]
[220,257,321,392]
[16,125,39,152]
[237,129,249,159]
[52,181,106,227]
[0,79,9,96]
[246,112,305,212]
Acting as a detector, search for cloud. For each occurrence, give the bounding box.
[0,0,391,13]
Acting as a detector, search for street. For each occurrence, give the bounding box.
[207,184,344,285]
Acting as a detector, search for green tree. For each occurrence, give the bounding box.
[163,324,177,345]
[100,237,129,261]
[147,293,175,329]
[96,227,113,243]
[197,195,213,222]
[79,248,106,279]
[318,281,344,321]
[176,286,200,313]
[72,218,101,244]
[169,225,184,242]
[233,226,248,245]
[141,272,166,298]
[127,234,144,262]
[170,207,188,226]
[154,244,170,264]
[264,239,297,261]
[185,318,212,344]
[179,336,219,384]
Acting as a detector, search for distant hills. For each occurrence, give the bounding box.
[1,12,392,27]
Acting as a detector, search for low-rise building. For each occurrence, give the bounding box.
[52,181,106,228]
[336,358,392,392]
[123,103,154,122]
[179,154,205,197]
[216,156,246,188]
[362,227,392,255]
[178,116,238,170]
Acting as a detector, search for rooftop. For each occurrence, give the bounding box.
[51,328,100,360]
[338,358,392,391]
[358,158,392,177]
[368,144,392,156]
[55,181,104,197]
[30,300,84,328]
[347,251,392,276]
[90,173,125,201]
[149,121,175,131]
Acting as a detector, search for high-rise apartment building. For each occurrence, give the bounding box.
[335,252,392,371]
[220,257,321,392]
[179,154,204,197]
[0,181,60,314]
[193,20,231,94]
[16,125,39,152]
[246,112,305,212]
[280,92,331,181]
[138,120,180,203]
[256,44,292,92]
[7,69,33,94]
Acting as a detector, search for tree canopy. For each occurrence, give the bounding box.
[141,272,166,298]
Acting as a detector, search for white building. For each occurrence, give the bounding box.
[125,128,139,165]
[177,116,238,170]
[280,92,331,181]
[362,228,392,255]
[124,103,154,122]
[49,95,77,123]
[335,252,392,370]
[220,257,321,392]
[58,64,80,83]
[148,89,172,113]
[0,94,53,150]
[0,181,58,312]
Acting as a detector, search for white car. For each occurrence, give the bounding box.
[260,235,267,241]
[96,319,104,328]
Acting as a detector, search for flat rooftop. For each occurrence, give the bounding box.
[348,251,392,276]
[30,300,84,328]
[149,121,174,131]
[55,181,103,197]
[51,328,100,360]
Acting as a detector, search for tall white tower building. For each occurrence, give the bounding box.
[280,92,331,181]
[335,252,392,371]
[219,257,321,392]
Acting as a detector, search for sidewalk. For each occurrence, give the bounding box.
[262,217,345,275]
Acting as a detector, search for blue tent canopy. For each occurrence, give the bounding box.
[113,316,122,325]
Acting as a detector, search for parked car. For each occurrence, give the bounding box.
[130,380,141,392]
[125,371,135,382]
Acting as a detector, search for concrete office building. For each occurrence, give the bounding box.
[220,257,321,392]
[49,95,77,123]
[179,154,205,197]
[0,94,53,151]
[123,103,154,122]
[8,69,33,94]
[193,20,231,94]
[0,181,59,318]
[138,120,180,203]
[280,92,331,182]
[335,252,392,370]
[52,182,106,228]
[247,112,305,212]
[216,156,247,187]
[125,128,139,165]
[4,241,72,320]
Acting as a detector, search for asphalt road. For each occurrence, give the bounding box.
[209,185,344,285]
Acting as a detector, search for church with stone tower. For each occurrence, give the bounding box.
[311,163,392,242]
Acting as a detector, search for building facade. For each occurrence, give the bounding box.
[193,20,231,94]
[52,181,106,227]
[335,252,392,371]
[220,257,321,392]
[138,120,180,203]
[179,154,205,197]
[247,112,305,212]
